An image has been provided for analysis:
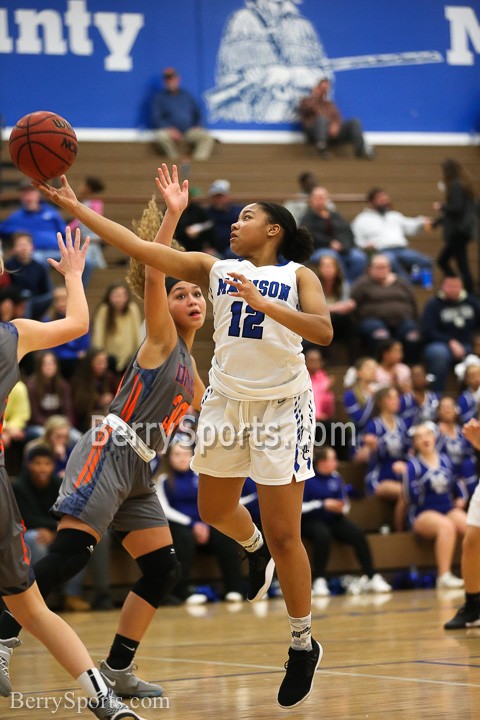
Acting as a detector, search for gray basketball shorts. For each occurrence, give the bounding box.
[0,468,35,596]
[51,427,168,537]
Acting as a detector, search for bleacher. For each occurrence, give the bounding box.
[1,139,478,596]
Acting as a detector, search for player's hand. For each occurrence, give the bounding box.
[155,163,188,216]
[224,272,266,311]
[33,174,79,212]
[48,227,90,277]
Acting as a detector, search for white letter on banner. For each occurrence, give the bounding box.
[65,0,93,56]
[446,6,480,65]
[0,9,14,52]
[93,11,144,71]
[15,8,67,55]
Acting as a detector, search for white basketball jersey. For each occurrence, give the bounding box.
[208,258,311,400]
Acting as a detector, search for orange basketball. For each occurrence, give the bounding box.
[9,111,78,182]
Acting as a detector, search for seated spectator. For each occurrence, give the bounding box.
[375,339,412,394]
[72,349,119,433]
[297,77,373,159]
[351,188,432,280]
[436,397,477,500]
[315,254,356,348]
[68,176,107,276]
[4,232,53,319]
[454,330,480,385]
[343,357,378,461]
[154,442,244,604]
[283,171,319,225]
[0,180,94,286]
[151,66,215,161]
[25,351,75,440]
[13,446,91,611]
[421,275,480,392]
[350,255,421,364]
[300,186,367,282]
[23,414,78,478]
[43,286,91,380]
[304,347,335,422]
[361,387,410,531]
[0,285,28,323]
[3,379,30,477]
[172,187,216,253]
[302,446,392,597]
[457,364,480,425]
[204,180,243,258]
[92,282,142,376]
[403,422,467,589]
[399,364,439,430]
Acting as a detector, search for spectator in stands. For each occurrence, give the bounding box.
[3,379,30,477]
[174,187,216,253]
[399,364,439,431]
[5,232,53,319]
[343,357,378,462]
[155,441,244,605]
[351,188,432,280]
[301,446,392,597]
[457,364,480,425]
[71,349,118,432]
[13,446,91,611]
[23,415,77,479]
[421,275,480,392]
[0,285,28,323]
[434,159,478,294]
[375,339,412,394]
[304,347,335,423]
[43,287,90,380]
[403,422,467,589]
[204,179,243,257]
[68,176,107,276]
[0,180,94,286]
[361,387,410,531]
[297,78,374,159]
[436,397,476,500]
[283,171,319,225]
[350,255,421,364]
[92,282,142,376]
[315,254,356,348]
[151,67,215,161]
[300,186,367,282]
[25,351,74,440]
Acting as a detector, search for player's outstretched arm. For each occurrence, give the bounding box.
[34,173,215,288]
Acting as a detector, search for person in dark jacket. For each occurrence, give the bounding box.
[300,186,367,283]
[5,232,53,319]
[434,159,478,294]
[422,275,480,392]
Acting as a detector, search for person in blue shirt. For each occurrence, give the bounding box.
[403,422,467,589]
[342,356,378,462]
[435,396,477,499]
[155,440,244,604]
[301,446,391,597]
[151,67,215,161]
[399,364,439,431]
[42,287,91,380]
[457,364,480,425]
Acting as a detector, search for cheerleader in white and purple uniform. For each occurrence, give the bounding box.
[361,387,410,531]
[436,396,477,499]
[399,364,439,431]
[404,422,468,589]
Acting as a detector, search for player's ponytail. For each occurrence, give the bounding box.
[257,201,313,263]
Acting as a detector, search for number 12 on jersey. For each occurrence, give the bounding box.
[228,301,265,339]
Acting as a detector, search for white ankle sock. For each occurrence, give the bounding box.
[239,525,264,553]
[77,668,109,700]
[289,613,312,651]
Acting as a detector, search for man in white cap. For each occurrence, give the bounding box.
[205,179,243,257]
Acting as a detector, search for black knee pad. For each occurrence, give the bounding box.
[34,529,97,598]
[132,545,181,608]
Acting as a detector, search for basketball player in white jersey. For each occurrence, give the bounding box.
[36,165,333,710]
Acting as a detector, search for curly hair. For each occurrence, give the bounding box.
[126,196,184,299]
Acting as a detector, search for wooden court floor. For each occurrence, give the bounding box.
[2,588,480,720]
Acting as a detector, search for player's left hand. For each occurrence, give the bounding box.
[224,273,266,310]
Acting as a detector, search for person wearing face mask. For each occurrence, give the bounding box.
[351,188,432,281]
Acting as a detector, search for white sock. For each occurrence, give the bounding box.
[289,613,312,651]
[77,668,109,700]
[239,525,264,553]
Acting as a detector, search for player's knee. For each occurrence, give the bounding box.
[34,529,97,596]
[132,545,181,608]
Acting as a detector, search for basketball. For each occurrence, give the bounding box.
[8,111,78,183]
